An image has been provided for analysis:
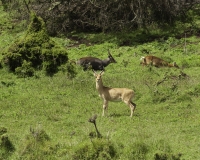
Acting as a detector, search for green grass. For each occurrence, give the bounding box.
[0,6,200,160]
[1,48,200,159]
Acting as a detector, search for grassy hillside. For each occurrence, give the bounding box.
[0,6,200,160]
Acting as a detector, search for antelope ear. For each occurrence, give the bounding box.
[173,62,179,68]
[100,70,104,75]
[93,70,97,76]
[173,62,177,66]
[108,49,111,56]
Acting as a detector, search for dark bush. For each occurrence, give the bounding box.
[0,127,7,135]
[154,151,182,160]
[2,0,199,35]
[15,60,35,78]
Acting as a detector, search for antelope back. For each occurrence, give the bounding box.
[77,57,104,71]
[145,56,166,66]
[141,56,178,68]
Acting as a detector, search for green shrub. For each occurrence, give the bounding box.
[2,12,68,76]
[58,62,77,79]
[15,60,35,78]
[154,151,182,160]
[20,126,58,160]
[72,138,118,160]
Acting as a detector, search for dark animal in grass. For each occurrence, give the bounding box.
[76,50,116,71]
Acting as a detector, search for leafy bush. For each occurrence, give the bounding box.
[154,151,182,160]
[2,12,68,76]
[58,62,77,79]
[15,60,35,78]
[20,126,58,160]
[72,138,118,160]
[153,139,182,160]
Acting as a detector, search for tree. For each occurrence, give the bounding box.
[2,0,200,34]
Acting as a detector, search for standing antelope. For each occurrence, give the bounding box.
[93,71,136,117]
[140,55,179,68]
[76,50,116,71]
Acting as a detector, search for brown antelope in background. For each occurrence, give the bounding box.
[76,50,117,71]
[93,70,136,117]
[140,55,179,68]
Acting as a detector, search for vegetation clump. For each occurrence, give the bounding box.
[2,12,68,77]
[72,139,118,160]
[154,152,182,160]
[153,140,182,160]
[20,126,58,159]
[0,127,7,135]
[0,127,15,159]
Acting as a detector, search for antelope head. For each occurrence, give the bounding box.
[93,70,104,82]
